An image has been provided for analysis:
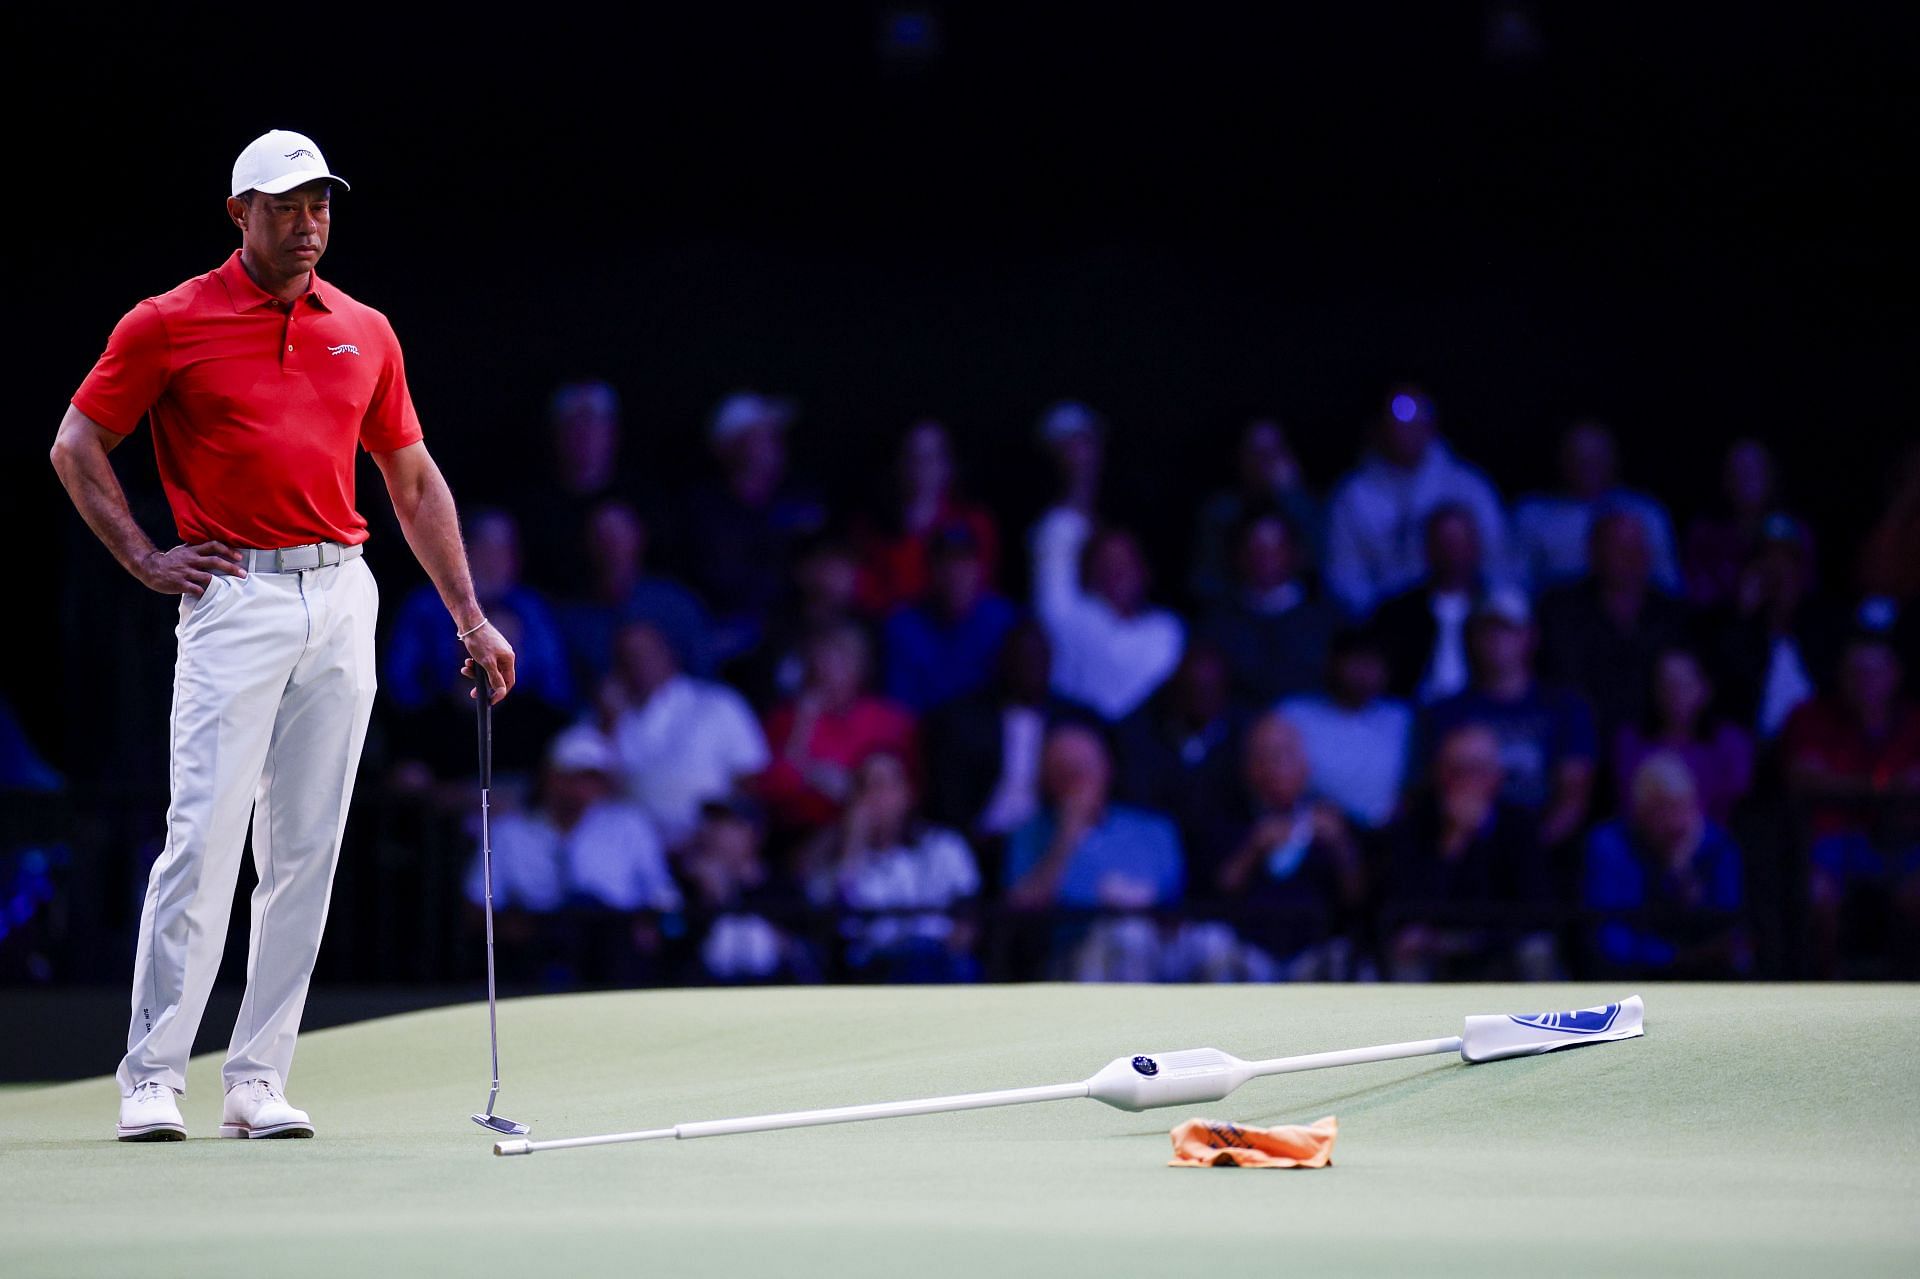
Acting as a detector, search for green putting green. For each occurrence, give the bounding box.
[4,984,1916,1276]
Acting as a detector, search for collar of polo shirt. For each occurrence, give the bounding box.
[217,250,333,314]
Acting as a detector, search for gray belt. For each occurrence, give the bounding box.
[236,542,365,573]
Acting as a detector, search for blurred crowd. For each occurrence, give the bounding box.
[24,381,1912,988]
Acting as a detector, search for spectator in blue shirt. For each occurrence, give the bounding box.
[882,523,1019,713]
[1583,753,1750,977]
[384,509,574,780]
[1420,588,1598,849]
[1005,724,1183,910]
[556,499,715,691]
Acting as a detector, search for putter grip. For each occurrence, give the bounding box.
[475,666,492,789]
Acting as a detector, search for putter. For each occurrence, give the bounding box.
[493,995,1643,1155]
[469,665,530,1137]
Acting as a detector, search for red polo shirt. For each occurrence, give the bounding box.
[71,251,424,548]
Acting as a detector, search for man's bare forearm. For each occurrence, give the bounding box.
[385,451,483,628]
[50,416,157,580]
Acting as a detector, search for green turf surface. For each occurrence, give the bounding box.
[4,984,1916,1276]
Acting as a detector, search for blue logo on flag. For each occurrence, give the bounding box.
[1508,1003,1621,1035]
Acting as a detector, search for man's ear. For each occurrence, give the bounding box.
[226,194,250,233]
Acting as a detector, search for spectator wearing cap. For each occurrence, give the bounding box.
[1537,506,1695,745]
[1371,503,1492,704]
[1612,646,1755,825]
[1033,511,1184,722]
[1380,722,1556,981]
[1190,418,1324,608]
[676,391,826,663]
[760,622,918,835]
[597,620,770,851]
[854,419,1001,614]
[1513,420,1681,595]
[463,725,679,914]
[555,499,714,695]
[800,751,982,982]
[1034,400,1107,524]
[1419,589,1598,850]
[1324,386,1512,616]
[1114,642,1254,878]
[1278,627,1414,831]
[516,380,635,598]
[1197,504,1341,706]
[1704,512,1841,739]
[679,793,816,985]
[1582,754,1750,978]
[882,522,1019,713]
[1685,439,1804,610]
[1784,630,1920,976]
[921,620,1101,851]
[385,508,574,780]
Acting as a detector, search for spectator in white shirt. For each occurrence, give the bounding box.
[464,725,679,913]
[801,751,982,981]
[1324,386,1511,616]
[1032,513,1184,721]
[1513,420,1681,594]
[1279,626,1414,830]
[597,620,771,849]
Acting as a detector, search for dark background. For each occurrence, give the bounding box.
[4,1,1915,777]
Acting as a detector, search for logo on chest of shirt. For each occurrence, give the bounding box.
[327,344,362,356]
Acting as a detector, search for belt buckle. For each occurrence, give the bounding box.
[272,547,290,573]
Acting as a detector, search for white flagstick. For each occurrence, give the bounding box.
[493,995,1642,1156]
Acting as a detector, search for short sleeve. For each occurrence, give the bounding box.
[71,300,171,435]
[360,317,424,452]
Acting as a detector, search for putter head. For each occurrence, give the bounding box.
[473,1112,531,1136]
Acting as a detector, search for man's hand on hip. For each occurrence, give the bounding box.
[461,623,517,703]
[142,542,246,597]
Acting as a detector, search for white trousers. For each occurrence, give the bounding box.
[118,556,378,1096]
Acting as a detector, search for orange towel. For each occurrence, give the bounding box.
[1167,1116,1338,1168]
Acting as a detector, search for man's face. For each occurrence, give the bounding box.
[615,623,679,692]
[1561,424,1617,498]
[1590,512,1652,589]
[586,503,644,575]
[900,421,953,496]
[931,548,984,615]
[1237,518,1295,592]
[1238,420,1290,491]
[1244,715,1309,809]
[1424,511,1481,584]
[1470,616,1534,681]
[1087,533,1147,614]
[1331,648,1388,704]
[468,515,521,598]
[229,182,331,278]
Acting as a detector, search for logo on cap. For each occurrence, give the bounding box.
[284,149,316,161]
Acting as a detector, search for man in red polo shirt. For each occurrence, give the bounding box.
[49,130,517,1142]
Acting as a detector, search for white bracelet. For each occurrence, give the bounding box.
[457,617,489,640]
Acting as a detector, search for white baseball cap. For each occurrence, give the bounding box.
[545,725,618,775]
[231,129,350,199]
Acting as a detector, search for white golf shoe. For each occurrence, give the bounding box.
[219,1078,315,1140]
[117,1080,186,1142]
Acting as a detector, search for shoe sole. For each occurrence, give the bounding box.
[116,1124,186,1142]
[218,1122,314,1139]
